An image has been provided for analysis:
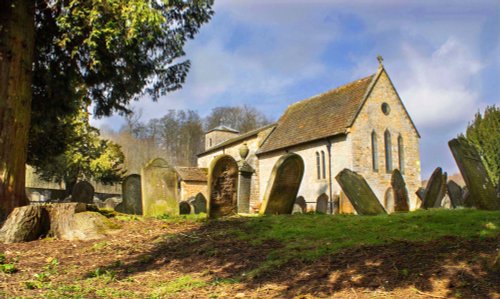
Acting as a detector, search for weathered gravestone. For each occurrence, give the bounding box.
[141,158,180,217]
[179,201,191,215]
[189,193,207,214]
[446,180,463,208]
[316,194,328,213]
[104,197,121,210]
[295,196,307,213]
[208,155,239,218]
[448,138,499,210]
[335,169,387,215]
[391,169,410,212]
[115,174,142,215]
[71,181,95,204]
[260,153,305,215]
[292,204,303,214]
[384,187,395,213]
[461,186,473,208]
[415,187,426,207]
[421,168,447,209]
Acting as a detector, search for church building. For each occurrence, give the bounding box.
[196,60,421,213]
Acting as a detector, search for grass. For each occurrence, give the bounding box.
[226,209,500,277]
[150,275,207,298]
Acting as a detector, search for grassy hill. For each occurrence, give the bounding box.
[0,209,499,298]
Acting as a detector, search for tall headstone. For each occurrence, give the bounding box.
[295,196,307,213]
[260,154,305,215]
[71,181,94,204]
[391,169,410,212]
[421,167,446,209]
[384,187,395,213]
[141,158,180,217]
[207,155,239,218]
[448,138,499,210]
[116,174,142,215]
[316,194,328,213]
[189,193,207,214]
[335,169,387,215]
[237,143,254,213]
[446,180,463,208]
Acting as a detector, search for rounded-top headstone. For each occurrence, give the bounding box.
[71,181,95,204]
[260,153,305,215]
[117,174,142,215]
[141,158,180,217]
[189,193,207,214]
[391,169,410,212]
[295,196,307,213]
[179,201,191,215]
[207,155,239,218]
[316,194,328,213]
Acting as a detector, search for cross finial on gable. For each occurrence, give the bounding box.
[377,55,384,66]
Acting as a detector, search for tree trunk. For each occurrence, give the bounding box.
[0,0,36,220]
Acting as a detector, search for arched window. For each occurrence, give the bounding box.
[371,131,378,172]
[385,130,392,173]
[398,135,404,174]
[321,151,326,179]
[316,152,320,179]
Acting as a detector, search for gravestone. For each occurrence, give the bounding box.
[421,168,446,209]
[449,138,499,210]
[295,196,307,213]
[260,153,305,215]
[391,169,410,212]
[141,158,180,217]
[335,169,387,215]
[384,187,395,213]
[207,155,239,218]
[415,187,426,206]
[104,197,121,210]
[116,174,142,215]
[446,180,463,208]
[71,181,94,204]
[441,195,452,209]
[462,186,473,208]
[292,204,303,214]
[316,194,328,213]
[179,201,191,215]
[189,193,207,214]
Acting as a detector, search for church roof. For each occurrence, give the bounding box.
[257,74,375,154]
[175,167,208,182]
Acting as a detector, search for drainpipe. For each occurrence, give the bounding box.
[326,139,334,214]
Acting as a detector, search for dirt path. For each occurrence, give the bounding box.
[0,217,499,298]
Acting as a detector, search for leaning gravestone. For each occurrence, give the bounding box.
[116,174,142,215]
[260,153,305,215]
[415,187,426,206]
[295,196,307,213]
[189,193,207,214]
[335,169,386,215]
[391,169,410,212]
[208,155,239,218]
[179,201,191,215]
[449,138,499,210]
[141,158,180,217]
[71,181,94,204]
[446,180,463,208]
[421,167,446,209]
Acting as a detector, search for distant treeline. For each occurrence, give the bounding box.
[102,106,272,173]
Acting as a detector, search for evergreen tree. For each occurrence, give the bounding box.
[465,105,500,184]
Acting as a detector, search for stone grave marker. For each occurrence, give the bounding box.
[115,174,142,215]
[384,187,395,213]
[71,181,94,204]
[189,193,207,214]
[295,196,307,213]
[260,153,305,215]
[441,195,452,209]
[449,138,499,210]
[207,155,239,218]
[104,197,122,210]
[446,180,463,208]
[335,169,386,215]
[292,204,303,214]
[421,168,446,209]
[141,158,180,217]
[415,187,426,206]
[316,194,328,213]
[179,201,191,214]
[391,169,410,212]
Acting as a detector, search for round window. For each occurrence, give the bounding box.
[381,103,390,115]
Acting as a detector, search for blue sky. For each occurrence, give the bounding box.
[92,0,500,179]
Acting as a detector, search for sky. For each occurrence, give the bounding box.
[92,0,500,179]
